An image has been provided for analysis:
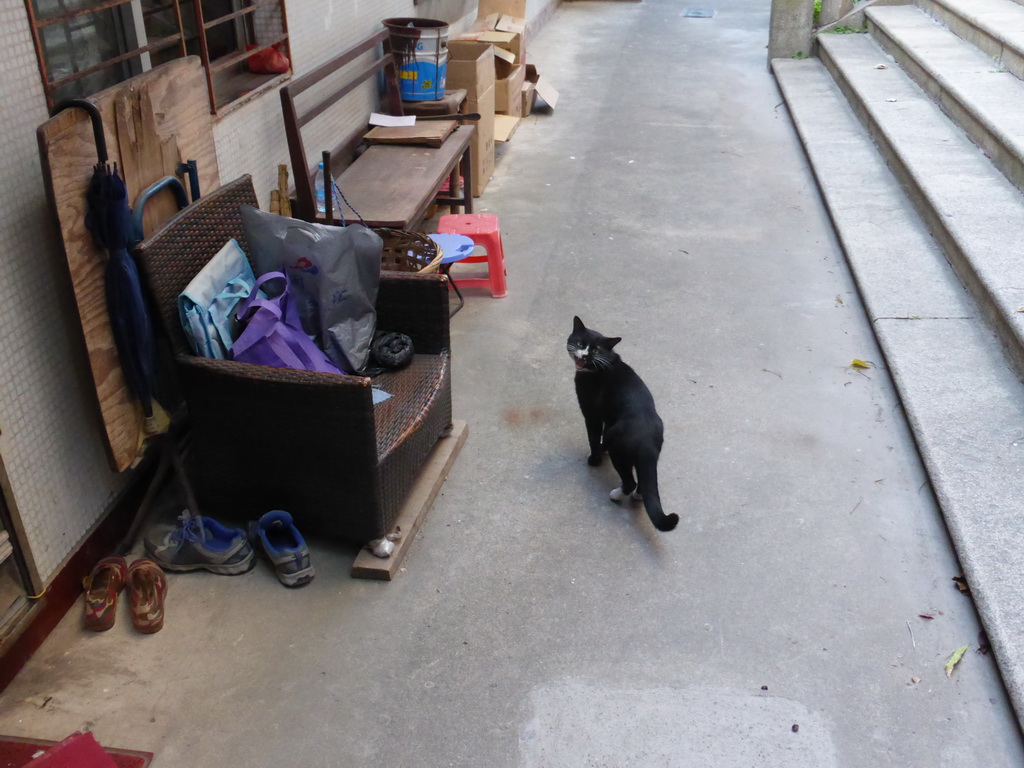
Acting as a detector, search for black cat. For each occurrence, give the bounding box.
[567,316,678,532]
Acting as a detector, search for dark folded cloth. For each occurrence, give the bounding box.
[370,331,414,370]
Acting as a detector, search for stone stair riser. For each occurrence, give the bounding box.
[867,10,1024,194]
[917,0,1024,80]
[818,38,1024,382]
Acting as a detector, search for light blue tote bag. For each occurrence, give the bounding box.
[178,238,260,359]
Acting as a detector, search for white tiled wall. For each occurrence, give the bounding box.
[0,0,129,584]
[215,0,415,209]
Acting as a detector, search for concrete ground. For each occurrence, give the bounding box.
[2,1,1023,766]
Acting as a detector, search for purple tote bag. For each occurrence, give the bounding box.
[230,271,343,375]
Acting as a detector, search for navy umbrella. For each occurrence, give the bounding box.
[52,99,159,433]
[89,161,159,431]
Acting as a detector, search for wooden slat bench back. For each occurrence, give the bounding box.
[280,28,473,229]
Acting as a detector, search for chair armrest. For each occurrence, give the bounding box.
[377,272,451,354]
[177,355,371,390]
[177,355,374,414]
[175,355,379,459]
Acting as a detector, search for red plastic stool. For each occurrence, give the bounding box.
[436,213,507,298]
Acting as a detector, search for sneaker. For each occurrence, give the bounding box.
[144,515,255,575]
[248,510,314,588]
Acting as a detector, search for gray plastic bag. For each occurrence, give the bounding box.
[240,206,382,372]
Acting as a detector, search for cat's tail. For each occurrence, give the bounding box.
[636,450,679,532]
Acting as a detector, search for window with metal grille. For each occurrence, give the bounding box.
[26,0,291,114]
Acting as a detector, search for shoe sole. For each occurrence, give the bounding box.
[133,618,164,634]
[255,543,315,588]
[157,555,256,576]
[83,616,117,632]
[277,570,315,588]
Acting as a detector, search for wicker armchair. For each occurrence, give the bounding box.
[135,175,453,545]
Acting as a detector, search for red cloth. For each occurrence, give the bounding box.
[0,732,150,768]
[25,732,115,768]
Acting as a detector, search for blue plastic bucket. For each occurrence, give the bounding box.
[383,18,449,101]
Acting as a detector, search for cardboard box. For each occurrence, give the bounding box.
[493,14,526,37]
[466,85,495,195]
[479,0,526,17]
[523,63,559,110]
[463,13,525,65]
[521,80,536,116]
[446,40,496,98]
[494,114,520,143]
[495,60,526,115]
[459,29,524,66]
[446,39,496,191]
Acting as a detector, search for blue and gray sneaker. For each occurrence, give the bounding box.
[144,515,256,575]
[248,510,315,588]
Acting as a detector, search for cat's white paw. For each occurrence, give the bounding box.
[631,489,643,501]
[610,487,626,502]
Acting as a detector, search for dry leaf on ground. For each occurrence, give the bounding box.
[978,630,991,655]
[945,645,969,678]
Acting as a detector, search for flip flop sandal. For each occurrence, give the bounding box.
[126,559,167,634]
[83,556,128,632]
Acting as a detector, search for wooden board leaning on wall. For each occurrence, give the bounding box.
[37,56,220,472]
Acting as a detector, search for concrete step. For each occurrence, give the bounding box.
[771,58,973,321]
[772,53,1024,731]
[818,31,1024,380]
[917,0,1024,81]
[867,4,1024,193]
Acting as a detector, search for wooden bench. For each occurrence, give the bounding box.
[280,29,474,229]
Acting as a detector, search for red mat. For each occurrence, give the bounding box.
[0,732,152,767]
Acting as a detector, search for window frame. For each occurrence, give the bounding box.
[25,0,291,115]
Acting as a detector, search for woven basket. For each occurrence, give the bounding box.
[376,228,443,274]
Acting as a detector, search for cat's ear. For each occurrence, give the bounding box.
[605,337,622,349]
[573,316,586,332]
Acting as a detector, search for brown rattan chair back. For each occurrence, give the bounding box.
[137,175,259,358]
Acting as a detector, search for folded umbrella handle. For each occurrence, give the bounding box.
[50,98,107,164]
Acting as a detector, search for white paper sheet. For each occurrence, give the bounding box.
[369,113,417,127]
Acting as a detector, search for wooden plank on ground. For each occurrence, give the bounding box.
[351,419,468,580]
